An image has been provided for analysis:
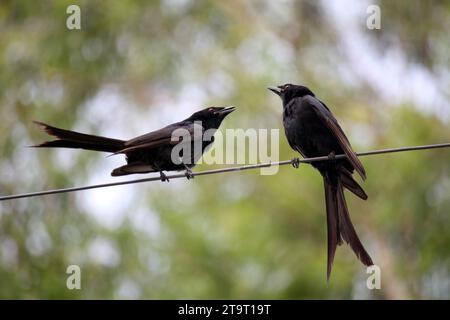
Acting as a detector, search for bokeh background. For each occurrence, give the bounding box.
[0,0,449,299]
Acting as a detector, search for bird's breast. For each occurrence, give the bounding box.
[283,104,338,158]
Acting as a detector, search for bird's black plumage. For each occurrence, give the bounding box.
[269,84,373,280]
[33,106,235,180]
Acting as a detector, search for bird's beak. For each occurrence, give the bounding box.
[268,86,282,96]
[218,106,236,116]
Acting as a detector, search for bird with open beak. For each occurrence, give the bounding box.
[33,106,235,181]
[269,84,373,280]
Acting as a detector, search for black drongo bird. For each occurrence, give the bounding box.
[269,84,373,280]
[33,106,235,181]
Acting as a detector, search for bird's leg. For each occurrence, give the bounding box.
[184,164,194,180]
[159,171,169,182]
[327,151,336,164]
[292,157,301,169]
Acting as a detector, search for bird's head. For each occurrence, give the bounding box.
[186,106,235,129]
[268,84,315,105]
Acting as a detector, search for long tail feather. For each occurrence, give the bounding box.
[324,174,341,281]
[32,121,125,153]
[323,172,373,280]
[336,180,373,267]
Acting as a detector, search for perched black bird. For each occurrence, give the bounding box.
[269,84,373,280]
[33,106,235,181]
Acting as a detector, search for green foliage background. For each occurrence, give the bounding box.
[0,0,449,299]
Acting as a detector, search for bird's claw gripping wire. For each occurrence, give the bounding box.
[185,169,194,180]
[159,171,169,182]
[184,165,194,180]
[292,157,301,168]
[327,151,336,163]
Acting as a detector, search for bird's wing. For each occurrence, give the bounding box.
[302,95,366,180]
[112,122,203,155]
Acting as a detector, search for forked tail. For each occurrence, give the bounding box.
[323,171,373,280]
[32,121,125,153]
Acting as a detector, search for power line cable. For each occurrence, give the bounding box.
[1,142,450,201]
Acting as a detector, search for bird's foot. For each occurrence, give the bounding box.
[327,151,336,163]
[185,169,194,180]
[159,171,169,182]
[183,164,194,180]
[292,157,301,169]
